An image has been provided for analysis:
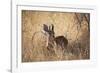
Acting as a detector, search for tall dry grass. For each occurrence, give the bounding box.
[22,10,90,62]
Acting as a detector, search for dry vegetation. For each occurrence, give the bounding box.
[22,10,90,62]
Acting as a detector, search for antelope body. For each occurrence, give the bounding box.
[43,24,68,51]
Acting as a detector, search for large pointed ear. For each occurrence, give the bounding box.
[51,24,54,31]
[43,24,48,32]
[49,25,51,31]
